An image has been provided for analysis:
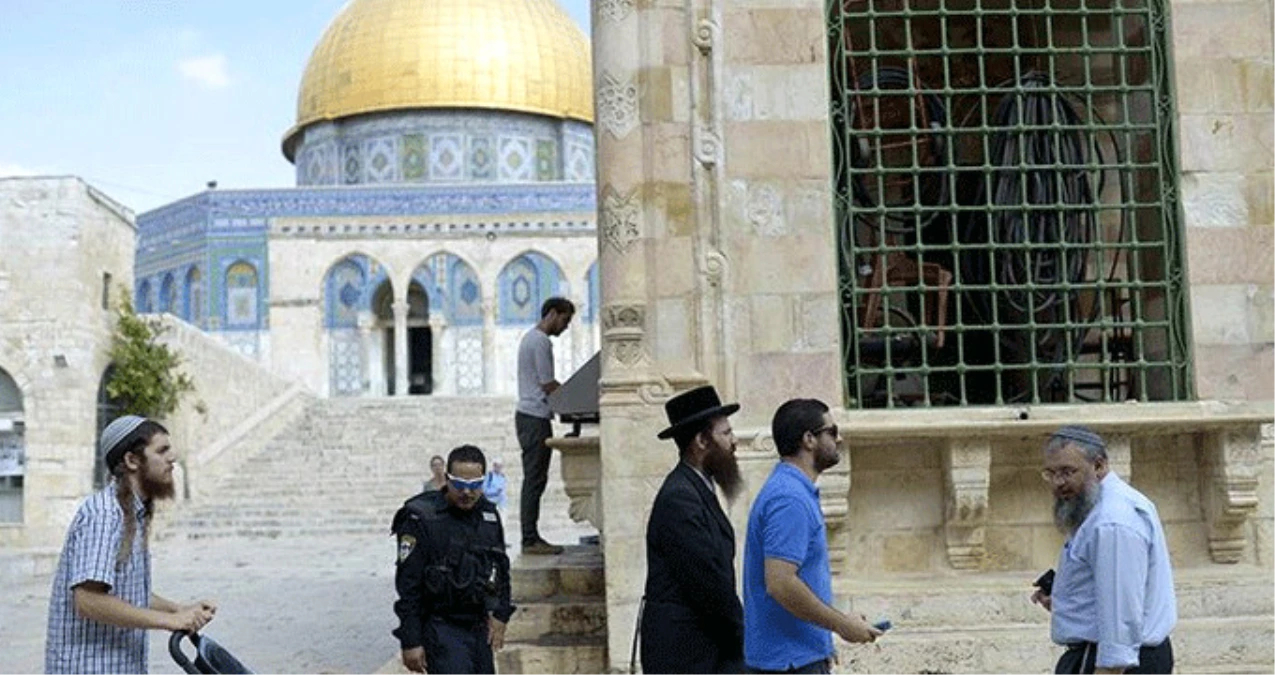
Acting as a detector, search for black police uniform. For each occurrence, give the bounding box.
[391,489,515,674]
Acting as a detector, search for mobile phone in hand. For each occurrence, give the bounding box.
[872,619,892,632]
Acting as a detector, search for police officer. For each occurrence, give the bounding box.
[392,444,515,674]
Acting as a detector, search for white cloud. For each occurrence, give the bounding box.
[0,162,40,177]
[178,54,231,90]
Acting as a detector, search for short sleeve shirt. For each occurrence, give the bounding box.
[515,328,554,418]
[743,463,834,670]
[45,484,153,674]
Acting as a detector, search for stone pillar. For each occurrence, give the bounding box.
[357,315,374,396]
[481,300,496,394]
[429,314,447,395]
[392,301,408,397]
[1199,426,1262,563]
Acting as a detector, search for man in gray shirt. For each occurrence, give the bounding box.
[515,297,574,555]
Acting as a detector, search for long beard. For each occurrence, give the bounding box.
[1053,481,1099,535]
[703,444,744,505]
[139,458,176,502]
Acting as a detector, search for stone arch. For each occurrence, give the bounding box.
[323,253,392,396]
[411,252,483,326]
[224,261,260,328]
[159,273,177,314]
[0,365,26,524]
[184,266,204,324]
[497,250,566,325]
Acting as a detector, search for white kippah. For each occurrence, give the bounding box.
[100,415,148,470]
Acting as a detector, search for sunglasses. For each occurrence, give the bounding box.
[447,474,486,492]
[809,424,839,439]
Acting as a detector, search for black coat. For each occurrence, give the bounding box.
[639,462,744,674]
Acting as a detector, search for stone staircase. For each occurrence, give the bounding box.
[836,567,1274,673]
[498,545,609,674]
[158,396,566,540]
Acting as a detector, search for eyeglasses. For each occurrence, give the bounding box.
[1040,467,1081,483]
[809,425,839,440]
[447,474,486,492]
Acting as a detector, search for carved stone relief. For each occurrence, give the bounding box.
[943,438,991,570]
[597,72,639,139]
[602,304,647,368]
[597,0,635,24]
[601,185,641,254]
[1199,426,1262,564]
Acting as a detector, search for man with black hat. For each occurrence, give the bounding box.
[45,415,217,674]
[1033,425,1177,674]
[639,384,746,674]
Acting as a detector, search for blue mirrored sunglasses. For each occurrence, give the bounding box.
[447,473,486,491]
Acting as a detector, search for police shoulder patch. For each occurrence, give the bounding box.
[397,534,416,562]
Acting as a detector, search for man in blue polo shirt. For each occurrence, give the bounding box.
[743,398,881,673]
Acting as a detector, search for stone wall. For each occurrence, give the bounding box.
[0,177,134,549]
[590,0,1274,668]
[149,315,299,498]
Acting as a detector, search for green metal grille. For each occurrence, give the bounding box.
[828,0,1194,408]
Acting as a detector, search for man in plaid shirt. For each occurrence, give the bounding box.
[44,415,217,674]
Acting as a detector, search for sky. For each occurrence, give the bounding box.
[0,0,593,214]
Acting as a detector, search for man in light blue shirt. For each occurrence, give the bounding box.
[1033,426,1176,674]
[743,399,880,673]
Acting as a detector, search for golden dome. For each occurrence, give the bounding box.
[283,0,593,160]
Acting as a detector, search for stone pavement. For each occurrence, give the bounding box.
[2,488,593,674]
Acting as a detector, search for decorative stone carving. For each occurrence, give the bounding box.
[692,18,718,54]
[596,0,634,24]
[694,127,721,168]
[601,184,641,254]
[942,438,991,570]
[701,250,727,288]
[597,72,639,139]
[602,304,647,367]
[1199,427,1262,564]
[549,435,603,532]
[1105,434,1132,479]
[746,183,785,236]
[819,442,851,579]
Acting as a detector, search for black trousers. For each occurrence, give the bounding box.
[423,617,493,674]
[515,412,553,543]
[747,658,831,674]
[1055,637,1173,674]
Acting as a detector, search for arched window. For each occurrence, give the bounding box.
[159,273,177,314]
[497,252,565,325]
[0,367,25,523]
[225,262,259,328]
[185,267,204,324]
[136,280,153,313]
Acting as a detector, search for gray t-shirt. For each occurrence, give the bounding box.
[516,327,554,418]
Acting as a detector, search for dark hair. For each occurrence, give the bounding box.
[540,297,575,318]
[672,419,714,456]
[771,399,830,457]
[109,420,170,478]
[429,455,445,465]
[447,444,487,474]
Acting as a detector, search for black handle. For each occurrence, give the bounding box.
[168,631,202,674]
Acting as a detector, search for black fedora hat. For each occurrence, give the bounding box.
[656,385,740,440]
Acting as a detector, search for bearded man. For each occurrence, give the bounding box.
[743,399,880,674]
[639,385,746,674]
[45,415,217,674]
[1033,426,1177,674]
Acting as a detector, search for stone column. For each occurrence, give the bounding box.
[357,315,374,396]
[481,300,496,394]
[943,438,991,570]
[392,301,408,397]
[1199,426,1262,563]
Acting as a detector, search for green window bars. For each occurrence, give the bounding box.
[828,0,1193,408]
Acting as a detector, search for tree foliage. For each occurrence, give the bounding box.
[106,293,195,419]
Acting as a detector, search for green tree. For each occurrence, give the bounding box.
[106,293,195,419]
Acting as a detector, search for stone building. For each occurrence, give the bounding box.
[134,0,600,398]
[0,177,135,549]
[575,0,1274,670]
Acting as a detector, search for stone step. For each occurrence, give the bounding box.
[511,545,605,602]
[842,567,1274,629]
[836,615,1274,673]
[495,636,608,675]
[504,596,607,643]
